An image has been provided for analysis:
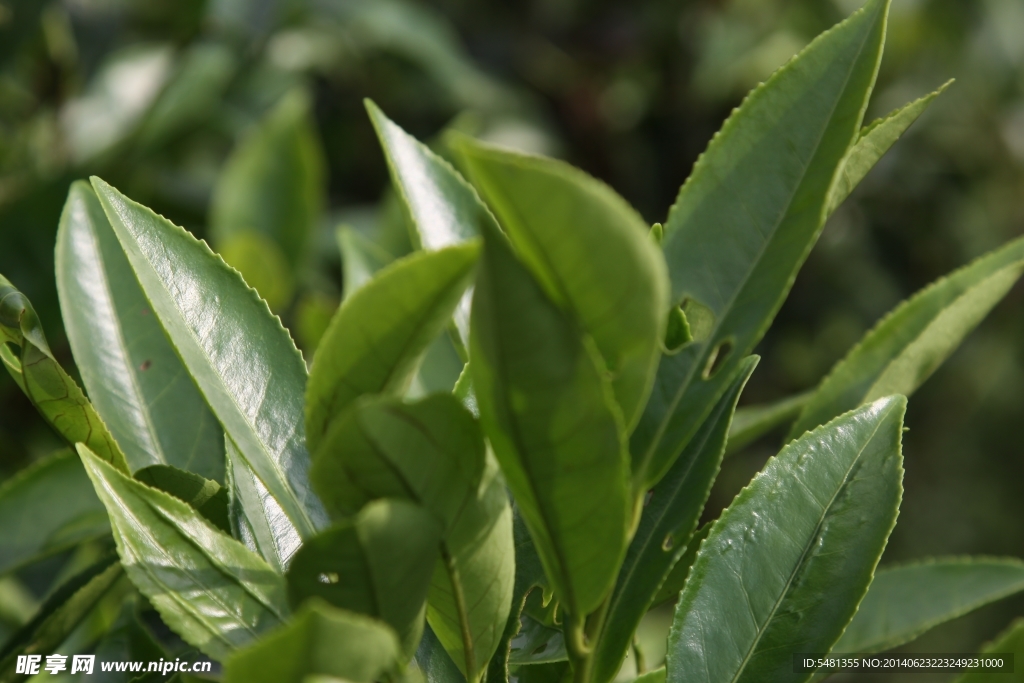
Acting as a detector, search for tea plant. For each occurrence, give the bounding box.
[1,1,1023,682]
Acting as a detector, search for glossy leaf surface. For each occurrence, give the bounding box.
[833,558,1024,655]
[634,0,890,491]
[79,446,288,661]
[305,244,479,452]
[666,396,905,683]
[789,234,1024,440]
[367,100,484,252]
[211,89,324,268]
[286,499,442,656]
[418,623,468,683]
[0,274,129,474]
[0,449,109,575]
[224,600,401,683]
[592,357,756,683]
[470,218,630,619]
[367,101,495,343]
[458,138,668,433]
[225,437,301,573]
[311,394,513,680]
[134,464,230,533]
[56,181,224,479]
[91,176,325,548]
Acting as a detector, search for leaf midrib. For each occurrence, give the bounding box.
[81,214,168,466]
[102,477,283,651]
[644,11,880,475]
[725,404,893,683]
[108,202,315,536]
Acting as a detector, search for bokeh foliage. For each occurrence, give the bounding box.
[1,0,1022,677]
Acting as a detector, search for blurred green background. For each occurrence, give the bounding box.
[1,0,1022,679]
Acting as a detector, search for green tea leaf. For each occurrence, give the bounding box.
[211,89,325,268]
[337,226,394,299]
[367,100,484,252]
[311,394,513,680]
[457,138,669,434]
[507,616,567,665]
[0,555,123,683]
[954,618,1024,683]
[789,234,1024,441]
[56,181,224,479]
[224,599,402,683]
[366,101,493,345]
[485,509,549,683]
[634,0,890,492]
[725,391,812,456]
[592,358,756,683]
[0,273,129,474]
[225,437,300,572]
[652,522,710,606]
[417,622,468,683]
[134,465,230,534]
[91,176,326,551]
[827,80,952,216]
[469,218,630,621]
[833,558,1024,655]
[0,449,109,575]
[79,445,289,661]
[666,396,906,683]
[305,244,479,453]
[286,499,443,657]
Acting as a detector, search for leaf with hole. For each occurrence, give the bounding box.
[591,357,756,683]
[633,0,891,492]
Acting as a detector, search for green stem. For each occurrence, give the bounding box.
[441,546,479,683]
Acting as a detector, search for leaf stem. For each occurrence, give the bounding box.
[442,546,479,683]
